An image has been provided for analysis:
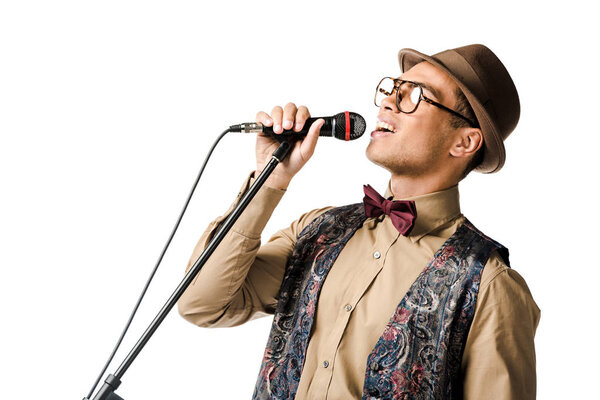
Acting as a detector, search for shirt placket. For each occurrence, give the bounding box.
[308,218,401,399]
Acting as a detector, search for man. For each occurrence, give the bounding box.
[178,44,540,399]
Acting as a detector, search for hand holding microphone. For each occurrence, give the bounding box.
[252,103,323,190]
[232,103,366,190]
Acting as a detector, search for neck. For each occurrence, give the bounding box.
[389,171,459,199]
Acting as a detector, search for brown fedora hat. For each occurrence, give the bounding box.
[398,44,520,173]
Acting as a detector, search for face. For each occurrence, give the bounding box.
[366,61,462,177]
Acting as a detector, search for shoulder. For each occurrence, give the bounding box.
[479,250,511,291]
[291,206,336,233]
[297,203,365,236]
[277,206,334,244]
[478,251,541,322]
[283,203,365,242]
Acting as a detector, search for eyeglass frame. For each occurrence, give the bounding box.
[374,77,478,128]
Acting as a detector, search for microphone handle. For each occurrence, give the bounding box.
[262,116,334,137]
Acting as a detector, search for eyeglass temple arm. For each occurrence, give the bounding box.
[421,97,478,128]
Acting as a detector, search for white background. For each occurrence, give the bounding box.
[1,1,598,399]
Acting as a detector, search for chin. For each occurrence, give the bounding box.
[365,142,380,164]
[365,147,395,172]
[366,141,391,163]
[366,144,417,176]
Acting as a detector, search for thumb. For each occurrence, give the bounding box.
[299,118,324,160]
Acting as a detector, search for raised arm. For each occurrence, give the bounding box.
[178,103,326,327]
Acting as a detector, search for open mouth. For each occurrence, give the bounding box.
[375,120,397,134]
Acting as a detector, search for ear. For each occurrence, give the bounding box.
[449,127,483,159]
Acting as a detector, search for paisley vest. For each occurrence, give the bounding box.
[252,203,509,400]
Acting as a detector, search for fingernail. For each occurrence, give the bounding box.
[295,122,302,131]
[266,118,273,125]
[283,120,293,129]
[274,124,281,132]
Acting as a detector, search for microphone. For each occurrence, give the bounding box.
[230,111,366,141]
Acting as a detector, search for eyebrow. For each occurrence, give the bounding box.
[414,81,441,100]
[397,76,441,100]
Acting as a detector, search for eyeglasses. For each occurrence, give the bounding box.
[374,77,478,128]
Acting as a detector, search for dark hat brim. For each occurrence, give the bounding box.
[398,48,506,173]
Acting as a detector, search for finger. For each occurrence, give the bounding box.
[300,118,324,160]
[271,106,283,133]
[282,102,298,131]
[255,111,273,126]
[294,105,311,132]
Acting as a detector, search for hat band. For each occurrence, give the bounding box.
[435,50,490,107]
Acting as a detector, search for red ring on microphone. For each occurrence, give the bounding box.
[344,111,350,141]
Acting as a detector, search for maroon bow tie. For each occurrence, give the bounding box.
[363,184,417,236]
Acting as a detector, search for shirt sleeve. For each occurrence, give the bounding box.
[461,251,541,399]
[177,172,331,328]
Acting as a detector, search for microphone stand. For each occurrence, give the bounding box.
[86,139,292,400]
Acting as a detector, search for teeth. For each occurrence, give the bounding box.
[376,120,396,132]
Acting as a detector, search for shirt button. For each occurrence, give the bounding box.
[345,304,353,312]
[373,251,381,259]
[323,360,329,368]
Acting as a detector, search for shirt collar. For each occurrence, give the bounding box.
[383,182,462,243]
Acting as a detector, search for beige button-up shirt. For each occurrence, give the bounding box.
[178,174,541,399]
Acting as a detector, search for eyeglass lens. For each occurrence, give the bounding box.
[375,78,422,113]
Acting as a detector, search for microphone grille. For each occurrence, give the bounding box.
[333,112,366,140]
